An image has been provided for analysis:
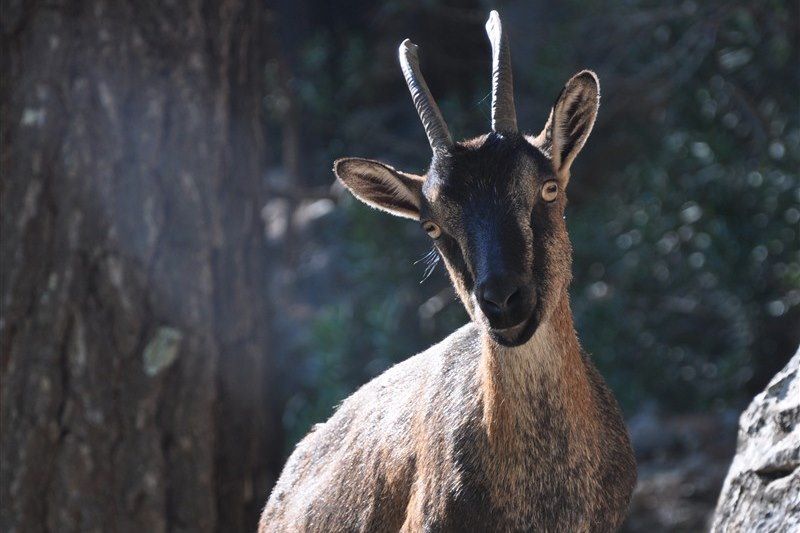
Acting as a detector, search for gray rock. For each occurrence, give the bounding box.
[711,347,800,533]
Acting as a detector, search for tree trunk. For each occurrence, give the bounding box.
[0,1,281,531]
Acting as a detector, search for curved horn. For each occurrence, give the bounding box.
[399,39,453,153]
[486,11,517,133]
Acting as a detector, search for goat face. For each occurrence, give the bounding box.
[419,132,571,346]
[334,12,599,346]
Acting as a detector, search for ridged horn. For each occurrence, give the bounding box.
[486,10,517,133]
[398,39,453,153]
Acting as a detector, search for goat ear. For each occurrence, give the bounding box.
[537,70,600,183]
[334,158,424,220]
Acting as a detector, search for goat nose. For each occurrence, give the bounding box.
[478,277,522,314]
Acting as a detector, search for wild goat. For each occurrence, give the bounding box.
[260,11,636,532]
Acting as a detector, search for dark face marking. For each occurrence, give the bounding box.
[419,132,572,346]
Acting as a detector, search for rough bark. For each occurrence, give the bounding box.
[1,1,280,531]
[711,348,800,532]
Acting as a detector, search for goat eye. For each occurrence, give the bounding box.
[422,221,441,239]
[541,180,559,202]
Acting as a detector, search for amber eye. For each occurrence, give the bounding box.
[422,221,441,239]
[541,180,559,202]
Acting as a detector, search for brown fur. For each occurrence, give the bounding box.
[260,45,636,532]
[260,298,635,531]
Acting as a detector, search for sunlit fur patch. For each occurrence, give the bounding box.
[421,174,442,203]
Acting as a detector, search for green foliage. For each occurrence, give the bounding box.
[566,0,799,410]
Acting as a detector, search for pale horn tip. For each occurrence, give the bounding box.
[486,10,500,29]
[399,39,418,57]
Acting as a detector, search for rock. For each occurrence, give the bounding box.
[711,347,800,532]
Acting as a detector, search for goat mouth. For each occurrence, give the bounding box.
[488,309,539,347]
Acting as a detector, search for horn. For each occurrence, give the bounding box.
[486,11,517,133]
[398,39,453,153]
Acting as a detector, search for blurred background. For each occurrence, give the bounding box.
[1,0,798,531]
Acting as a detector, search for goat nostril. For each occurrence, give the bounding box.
[480,283,521,312]
[484,301,501,313]
[481,290,502,310]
